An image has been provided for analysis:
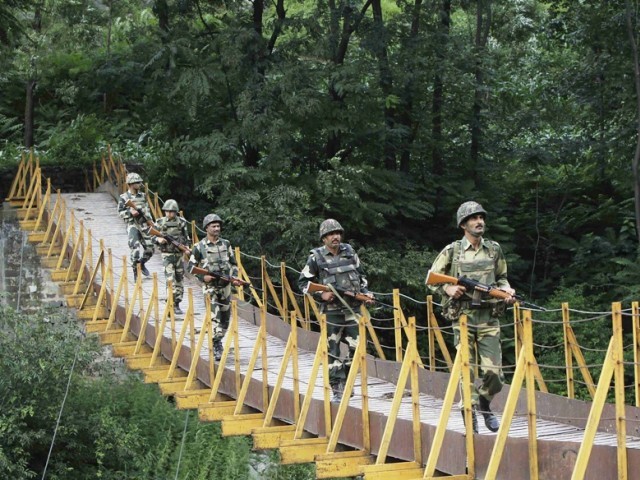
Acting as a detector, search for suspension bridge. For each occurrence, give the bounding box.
[6,150,640,479]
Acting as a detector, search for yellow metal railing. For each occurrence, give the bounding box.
[9,151,640,480]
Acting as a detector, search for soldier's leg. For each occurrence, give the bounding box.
[326,312,346,389]
[128,226,144,277]
[454,321,479,433]
[476,322,503,400]
[475,318,503,432]
[173,256,185,305]
[139,232,154,276]
[341,311,359,378]
[163,254,182,313]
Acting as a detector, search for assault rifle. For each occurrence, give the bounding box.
[304,282,395,309]
[124,198,154,227]
[147,226,192,255]
[425,270,546,311]
[189,265,251,287]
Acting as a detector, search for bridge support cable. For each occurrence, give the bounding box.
[513,304,547,393]
[364,315,426,480]
[279,307,333,465]
[427,295,453,371]
[252,309,301,450]
[484,310,540,480]
[562,303,597,399]
[198,300,244,421]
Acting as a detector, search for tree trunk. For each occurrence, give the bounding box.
[154,0,170,33]
[625,0,640,243]
[470,0,491,187]
[372,0,397,170]
[24,78,35,149]
[324,0,373,159]
[397,0,424,174]
[24,5,42,149]
[431,0,451,179]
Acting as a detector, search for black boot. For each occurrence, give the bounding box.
[173,302,183,315]
[461,406,478,434]
[140,262,150,277]
[213,340,223,361]
[478,396,500,432]
[331,382,343,403]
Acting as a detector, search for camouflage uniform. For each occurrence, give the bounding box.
[188,236,238,343]
[298,242,369,389]
[153,215,191,306]
[427,235,510,405]
[117,190,154,270]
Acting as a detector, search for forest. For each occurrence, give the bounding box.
[2,0,640,477]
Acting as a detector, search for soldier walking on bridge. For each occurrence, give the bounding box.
[153,199,191,315]
[189,214,243,360]
[298,219,374,403]
[427,201,516,434]
[117,173,154,281]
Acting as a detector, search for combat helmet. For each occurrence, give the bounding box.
[203,213,223,229]
[456,201,487,226]
[126,172,143,184]
[162,199,179,212]
[319,219,344,240]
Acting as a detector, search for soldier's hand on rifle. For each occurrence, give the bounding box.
[231,278,244,287]
[156,237,167,244]
[320,291,335,302]
[363,292,375,305]
[203,274,214,283]
[445,285,466,299]
[129,207,140,216]
[500,287,517,305]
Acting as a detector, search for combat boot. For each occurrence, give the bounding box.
[331,382,343,403]
[173,302,183,315]
[140,262,150,277]
[461,406,478,434]
[213,340,223,361]
[478,396,500,432]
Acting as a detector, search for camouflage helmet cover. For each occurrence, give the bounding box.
[126,172,143,184]
[162,199,179,212]
[203,213,223,229]
[456,201,487,226]
[319,219,344,239]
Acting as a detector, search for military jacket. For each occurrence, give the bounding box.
[188,237,238,284]
[427,236,510,307]
[298,243,369,309]
[153,216,191,254]
[117,191,152,228]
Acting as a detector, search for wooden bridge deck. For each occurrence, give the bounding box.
[47,192,640,478]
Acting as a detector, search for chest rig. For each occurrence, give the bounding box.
[450,239,498,307]
[312,244,361,293]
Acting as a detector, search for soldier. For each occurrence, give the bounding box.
[188,214,243,360]
[427,201,515,433]
[153,199,191,314]
[117,172,154,280]
[298,219,374,403]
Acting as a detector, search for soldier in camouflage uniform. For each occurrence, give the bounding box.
[188,214,243,360]
[427,201,516,433]
[153,199,191,315]
[298,219,374,402]
[117,173,154,280]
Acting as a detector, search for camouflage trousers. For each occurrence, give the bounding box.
[127,225,154,265]
[203,283,231,342]
[161,253,185,304]
[453,310,504,405]
[326,310,359,386]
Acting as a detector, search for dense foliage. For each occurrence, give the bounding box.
[2,0,640,399]
[0,305,320,479]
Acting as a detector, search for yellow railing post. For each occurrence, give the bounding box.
[562,302,574,398]
[633,301,640,407]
